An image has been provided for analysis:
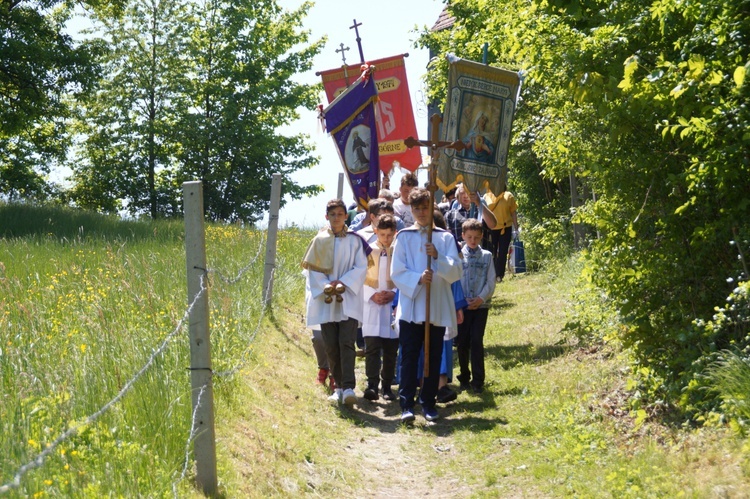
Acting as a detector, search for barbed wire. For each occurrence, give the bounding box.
[0,273,208,494]
[206,233,266,285]
[214,267,273,378]
[172,383,207,499]
[1,228,272,495]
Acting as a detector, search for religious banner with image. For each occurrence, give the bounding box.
[437,55,523,195]
[319,54,421,174]
[322,70,380,210]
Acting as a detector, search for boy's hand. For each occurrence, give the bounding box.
[424,242,438,258]
[456,308,464,325]
[467,297,484,310]
[419,268,434,284]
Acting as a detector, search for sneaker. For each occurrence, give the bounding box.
[363,386,379,401]
[381,386,396,401]
[423,407,440,422]
[400,409,415,423]
[342,388,357,406]
[329,376,338,391]
[436,386,457,404]
[328,389,342,404]
[316,368,329,385]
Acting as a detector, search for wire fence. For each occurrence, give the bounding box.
[0,230,271,496]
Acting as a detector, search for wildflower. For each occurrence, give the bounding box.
[80,344,87,353]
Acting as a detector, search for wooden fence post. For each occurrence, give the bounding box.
[263,173,282,308]
[183,181,218,496]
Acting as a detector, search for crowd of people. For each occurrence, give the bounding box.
[302,172,519,423]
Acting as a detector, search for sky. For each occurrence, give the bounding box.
[271,0,445,228]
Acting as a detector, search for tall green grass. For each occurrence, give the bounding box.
[0,202,313,497]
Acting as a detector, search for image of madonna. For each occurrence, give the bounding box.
[461,110,496,163]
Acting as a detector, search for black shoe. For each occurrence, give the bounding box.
[381,386,396,401]
[363,386,379,401]
[472,385,484,394]
[459,382,471,392]
[436,386,457,404]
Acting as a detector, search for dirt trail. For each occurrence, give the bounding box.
[335,394,470,498]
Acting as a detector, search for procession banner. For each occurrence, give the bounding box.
[437,55,523,195]
[319,54,421,174]
[322,72,380,210]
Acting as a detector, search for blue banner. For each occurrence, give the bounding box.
[323,74,380,210]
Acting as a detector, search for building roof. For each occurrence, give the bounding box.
[431,5,455,32]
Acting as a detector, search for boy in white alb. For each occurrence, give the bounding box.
[361,214,399,401]
[302,199,371,405]
[391,188,463,423]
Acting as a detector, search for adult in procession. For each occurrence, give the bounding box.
[444,183,498,243]
[483,185,518,282]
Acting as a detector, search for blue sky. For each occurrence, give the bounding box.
[274,0,444,227]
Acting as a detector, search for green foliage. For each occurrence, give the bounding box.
[70,0,324,222]
[420,0,750,418]
[174,0,324,223]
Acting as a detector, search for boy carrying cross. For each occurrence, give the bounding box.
[391,188,463,423]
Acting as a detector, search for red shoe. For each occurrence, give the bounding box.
[329,375,338,391]
[316,368,329,385]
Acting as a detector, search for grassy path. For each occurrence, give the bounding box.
[221,267,749,498]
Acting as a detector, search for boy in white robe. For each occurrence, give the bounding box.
[391,188,463,423]
[302,199,370,406]
[361,214,398,401]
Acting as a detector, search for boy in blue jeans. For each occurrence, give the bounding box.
[456,219,496,394]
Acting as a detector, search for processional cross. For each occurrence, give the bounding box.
[404,113,466,377]
[349,19,365,64]
[335,43,350,85]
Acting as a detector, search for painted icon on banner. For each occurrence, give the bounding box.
[345,125,372,174]
[459,95,502,164]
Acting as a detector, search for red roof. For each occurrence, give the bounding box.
[431,5,455,32]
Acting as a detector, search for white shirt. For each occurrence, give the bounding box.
[393,198,415,226]
[305,234,368,326]
[362,251,397,338]
[391,226,463,329]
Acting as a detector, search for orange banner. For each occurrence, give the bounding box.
[319,54,421,174]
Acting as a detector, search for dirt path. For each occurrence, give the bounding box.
[303,358,476,498]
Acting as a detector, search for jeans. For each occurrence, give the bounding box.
[456,308,489,389]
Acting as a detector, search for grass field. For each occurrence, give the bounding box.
[1,203,748,497]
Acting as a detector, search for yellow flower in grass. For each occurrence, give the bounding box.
[80,344,87,354]
[44,480,53,486]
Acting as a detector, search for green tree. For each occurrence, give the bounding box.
[0,1,111,199]
[71,0,190,217]
[418,0,750,415]
[175,0,323,223]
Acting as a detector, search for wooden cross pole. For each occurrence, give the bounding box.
[349,19,365,64]
[404,113,465,378]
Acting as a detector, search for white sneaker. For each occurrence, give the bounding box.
[342,388,357,406]
[328,389,342,404]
